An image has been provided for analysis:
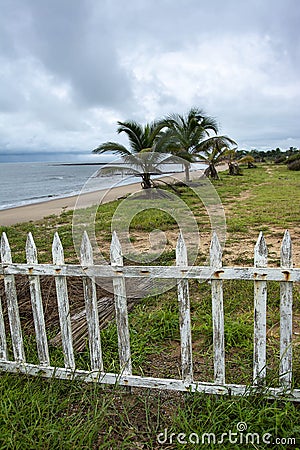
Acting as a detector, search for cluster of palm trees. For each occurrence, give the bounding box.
[93,108,237,187]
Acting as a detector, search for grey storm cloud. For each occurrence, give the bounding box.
[0,0,132,108]
[0,0,299,158]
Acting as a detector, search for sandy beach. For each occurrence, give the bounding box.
[0,182,141,226]
[0,169,210,226]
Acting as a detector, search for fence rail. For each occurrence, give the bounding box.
[0,230,299,401]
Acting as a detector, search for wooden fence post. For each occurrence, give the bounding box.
[80,231,103,371]
[253,232,268,385]
[280,230,293,389]
[110,231,132,376]
[176,231,193,384]
[210,232,225,384]
[26,233,50,366]
[52,233,75,370]
[0,233,25,362]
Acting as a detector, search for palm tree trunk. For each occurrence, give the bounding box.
[141,173,152,189]
[228,162,242,175]
[184,162,190,182]
[204,163,219,180]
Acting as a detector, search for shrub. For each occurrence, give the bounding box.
[288,159,300,171]
[286,152,300,164]
[274,155,287,164]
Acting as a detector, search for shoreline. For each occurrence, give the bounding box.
[0,180,142,226]
[0,165,227,226]
[0,172,188,226]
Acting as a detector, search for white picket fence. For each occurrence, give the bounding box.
[0,230,299,401]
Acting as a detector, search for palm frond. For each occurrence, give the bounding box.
[92,142,131,157]
[147,120,168,145]
[116,120,164,153]
[197,135,237,152]
[196,135,237,163]
[117,121,144,153]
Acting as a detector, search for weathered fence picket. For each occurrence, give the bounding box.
[210,232,225,384]
[80,232,103,371]
[110,231,132,375]
[26,233,50,366]
[52,232,75,369]
[0,296,7,361]
[176,232,193,383]
[280,230,293,389]
[0,232,25,362]
[253,232,268,385]
[0,230,299,401]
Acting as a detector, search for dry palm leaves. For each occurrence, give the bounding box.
[0,275,155,353]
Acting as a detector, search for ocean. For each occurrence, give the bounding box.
[0,161,206,211]
[0,162,132,210]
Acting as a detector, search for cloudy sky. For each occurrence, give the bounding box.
[0,0,299,162]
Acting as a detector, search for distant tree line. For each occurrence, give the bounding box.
[236,147,300,170]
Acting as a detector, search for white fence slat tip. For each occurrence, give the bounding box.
[1,232,12,263]
[0,231,8,246]
[176,230,183,246]
[281,230,292,268]
[177,229,184,245]
[26,233,37,263]
[52,232,64,264]
[176,232,188,265]
[80,232,94,265]
[210,232,222,268]
[254,232,268,267]
[27,231,34,242]
[111,230,120,247]
[110,231,123,265]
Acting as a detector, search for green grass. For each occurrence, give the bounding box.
[218,164,300,233]
[0,163,300,448]
[0,375,116,450]
[0,373,299,449]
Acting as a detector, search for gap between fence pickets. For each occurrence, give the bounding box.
[0,230,298,400]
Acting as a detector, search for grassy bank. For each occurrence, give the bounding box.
[0,164,300,449]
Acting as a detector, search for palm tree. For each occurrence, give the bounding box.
[157,108,219,182]
[222,147,242,176]
[238,154,256,168]
[93,120,166,188]
[198,135,237,179]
